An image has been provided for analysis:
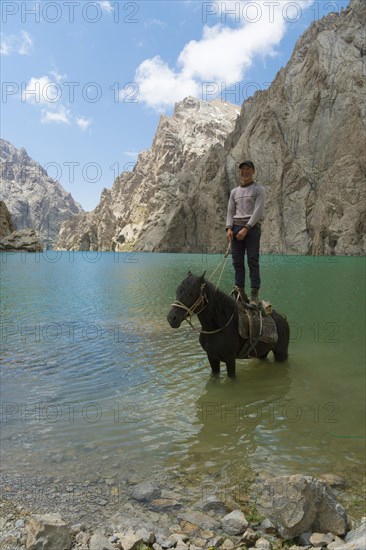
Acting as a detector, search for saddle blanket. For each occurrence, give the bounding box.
[237,302,278,345]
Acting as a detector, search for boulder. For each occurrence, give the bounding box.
[89,531,115,550]
[25,513,72,550]
[221,509,248,535]
[257,475,347,539]
[331,522,366,550]
[131,481,161,502]
[0,228,43,252]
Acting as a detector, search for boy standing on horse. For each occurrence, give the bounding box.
[226,160,265,305]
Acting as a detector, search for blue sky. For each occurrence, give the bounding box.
[1,0,350,211]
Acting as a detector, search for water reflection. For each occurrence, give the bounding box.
[167,362,292,489]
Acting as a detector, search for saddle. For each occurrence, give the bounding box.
[237,301,278,359]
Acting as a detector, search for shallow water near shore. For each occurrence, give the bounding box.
[1,251,365,517]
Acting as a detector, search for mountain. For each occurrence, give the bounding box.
[58,0,365,255]
[0,139,83,248]
[56,97,240,251]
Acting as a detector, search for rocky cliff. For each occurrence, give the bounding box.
[0,140,83,248]
[56,98,240,251]
[57,0,365,255]
[0,200,43,252]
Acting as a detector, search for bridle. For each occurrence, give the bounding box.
[171,282,235,334]
[171,282,208,330]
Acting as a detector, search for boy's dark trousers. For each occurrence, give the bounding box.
[231,224,261,289]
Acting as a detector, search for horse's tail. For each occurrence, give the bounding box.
[271,310,290,362]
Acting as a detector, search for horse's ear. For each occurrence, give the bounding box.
[200,271,206,282]
[187,270,192,276]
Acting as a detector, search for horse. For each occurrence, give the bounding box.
[167,271,290,378]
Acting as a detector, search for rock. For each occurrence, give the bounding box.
[327,536,346,548]
[298,530,312,545]
[200,495,228,516]
[260,519,277,534]
[0,200,15,237]
[89,531,115,550]
[241,528,258,545]
[257,475,347,539]
[169,533,189,544]
[310,532,334,546]
[255,538,272,550]
[221,539,235,550]
[75,531,90,545]
[150,498,182,511]
[131,481,161,502]
[0,227,43,252]
[209,536,225,547]
[221,509,248,535]
[190,537,208,548]
[15,519,25,529]
[178,511,220,533]
[329,522,366,550]
[0,140,83,248]
[319,475,347,488]
[155,534,177,548]
[135,528,156,544]
[116,531,144,550]
[25,513,72,550]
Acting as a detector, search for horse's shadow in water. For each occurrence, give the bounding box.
[167,272,290,378]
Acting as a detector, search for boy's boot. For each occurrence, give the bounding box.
[237,287,249,304]
[250,288,259,306]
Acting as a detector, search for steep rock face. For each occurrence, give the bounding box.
[56,98,240,251]
[0,140,83,248]
[223,0,366,256]
[0,200,43,252]
[57,0,365,255]
[0,200,15,237]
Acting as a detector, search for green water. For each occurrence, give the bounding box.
[1,251,365,514]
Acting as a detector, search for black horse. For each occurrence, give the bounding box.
[167,271,290,378]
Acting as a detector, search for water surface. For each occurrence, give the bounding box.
[1,251,365,515]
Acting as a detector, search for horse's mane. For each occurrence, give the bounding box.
[203,278,237,320]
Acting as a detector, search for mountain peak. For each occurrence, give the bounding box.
[0,139,83,248]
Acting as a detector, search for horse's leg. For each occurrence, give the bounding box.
[225,359,236,378]
[271,311,290,362]
[208,356,220,376]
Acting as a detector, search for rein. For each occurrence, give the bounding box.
[171,282,236,335]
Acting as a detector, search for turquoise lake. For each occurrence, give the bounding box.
[1,251,365,516]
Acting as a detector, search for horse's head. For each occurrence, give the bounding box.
[167,271,206,328]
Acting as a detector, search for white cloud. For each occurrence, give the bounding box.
[22,73,75,127]
[99,1,114,12]
[1,30,33,56]
[41,105,72,125]
[135,56,200,111]
[134,0,314,111]
[0,39,11,56]
[76,116,92,131]
[49,70,67,82]
[22,76,62,104]
[145,18,166,27]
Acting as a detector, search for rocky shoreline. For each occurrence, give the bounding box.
[1,474,365,550]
